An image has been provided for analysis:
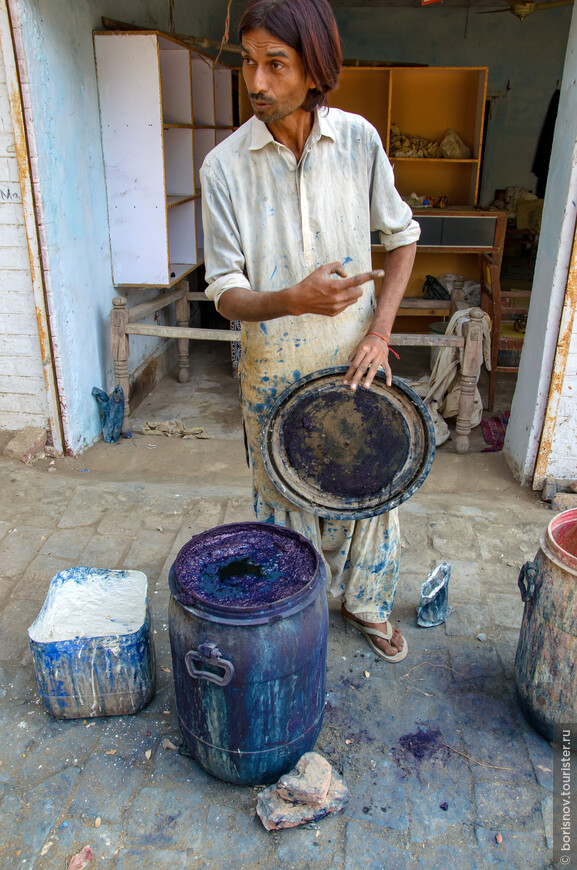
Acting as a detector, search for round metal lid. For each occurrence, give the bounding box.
[261,367,435,520]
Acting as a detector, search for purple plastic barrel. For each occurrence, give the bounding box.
[168,522,328,785]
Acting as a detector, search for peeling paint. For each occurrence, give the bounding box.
[1,0,63,451]
[534,217,577,487]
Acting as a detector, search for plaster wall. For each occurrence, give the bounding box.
[225,4,572,207]
[0,32,48,430]
[5,0,574,455]
[8,0,214,453]
[329,7,572,206]
[503,10,577,485]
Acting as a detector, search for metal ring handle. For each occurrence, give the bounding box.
[518,561,540,603]
[184,641,234,687]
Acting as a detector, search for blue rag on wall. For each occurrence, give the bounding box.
[92,386,124,443]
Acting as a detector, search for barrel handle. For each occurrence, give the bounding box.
[518,561,540,603]
[184,641,234,687]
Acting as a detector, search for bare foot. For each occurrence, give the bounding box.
[342,605,405,658]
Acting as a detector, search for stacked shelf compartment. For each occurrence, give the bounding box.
[387,67,487,205]
[94,31,234,288]
[161,36,197,283]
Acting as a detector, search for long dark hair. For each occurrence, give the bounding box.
[239,0,342,111]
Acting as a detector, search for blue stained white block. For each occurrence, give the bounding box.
[28,567,156,719]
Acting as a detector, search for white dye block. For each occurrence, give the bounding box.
[28,567,156,719]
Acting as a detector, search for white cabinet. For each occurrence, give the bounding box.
[94,31,233,288]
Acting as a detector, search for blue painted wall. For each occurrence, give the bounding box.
[13,0,216,453]
[12,0,572,452]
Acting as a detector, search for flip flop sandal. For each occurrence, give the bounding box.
[341,605,408,663]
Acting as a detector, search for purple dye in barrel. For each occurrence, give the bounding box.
[173,523,317,609]
[283,388,410,498]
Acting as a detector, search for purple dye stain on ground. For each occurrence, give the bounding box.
[398,726,442,760]
[174,524,317,609]
[283,388,410,498]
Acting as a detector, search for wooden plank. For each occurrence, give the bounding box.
[167,194,199,207]
[397,299,450,309]
[187,292,209,302]
[127,286,187,323]
[390,333,463,347]
[373,244,494,254]
[125,324,462,346]
[126,324,236,341]
[100,19,242,54]
[94,33,168,286]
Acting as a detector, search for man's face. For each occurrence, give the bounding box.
[241,28,315,124]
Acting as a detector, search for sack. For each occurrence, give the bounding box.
[423,275,450,300]
[92,385,124,443]
[439,129,471,159]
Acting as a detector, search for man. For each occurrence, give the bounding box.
[200,0,420,661]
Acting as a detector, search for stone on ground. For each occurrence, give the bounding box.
[551,492,577,512]
[277,751,332,804]
[3,426,47,463]
[257,755,349,831]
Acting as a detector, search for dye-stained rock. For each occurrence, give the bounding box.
[277,752,332,805]
[256,764,349,831]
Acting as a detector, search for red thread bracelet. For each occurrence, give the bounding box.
[366,331,400,359]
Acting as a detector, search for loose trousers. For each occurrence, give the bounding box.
[254,487,401,622]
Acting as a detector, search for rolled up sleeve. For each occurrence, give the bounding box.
[200,165,252,312]
[368,132,421,251]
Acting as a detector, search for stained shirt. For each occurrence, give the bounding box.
[201,107,419,310]
[200,107,420,510]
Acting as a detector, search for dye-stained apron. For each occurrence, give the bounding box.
[240,302,401,623]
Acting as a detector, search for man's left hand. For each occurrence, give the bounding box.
[344,334,392,390]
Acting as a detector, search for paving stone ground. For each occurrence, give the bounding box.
[0,349,560,869]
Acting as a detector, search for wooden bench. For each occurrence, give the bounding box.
[110,284,484,454]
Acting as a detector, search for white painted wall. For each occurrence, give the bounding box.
[503,9,577,486]
[0,32,48,431]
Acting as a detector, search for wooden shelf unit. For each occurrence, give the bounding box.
[329,66,493,330]
[94,31,234,288]
[325,66,487,204]
[387,66,487,204]
[372,209,506,333]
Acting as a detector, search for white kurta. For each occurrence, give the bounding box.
[200,108,420,621]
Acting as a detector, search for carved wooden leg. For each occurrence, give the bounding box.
[175,281,190,384]
[110,296,130,428]
[455,308,484,455]
[486,260,501,411]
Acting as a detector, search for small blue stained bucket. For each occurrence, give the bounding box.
[168,522,328,785]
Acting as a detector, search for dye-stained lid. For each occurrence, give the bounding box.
[261,367,435,520]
